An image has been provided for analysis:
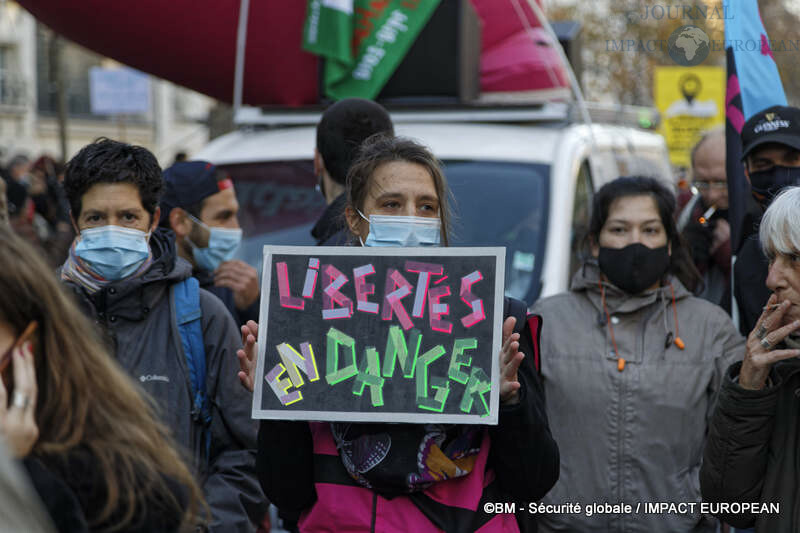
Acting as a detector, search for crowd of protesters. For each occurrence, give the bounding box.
[0,98,799,533]
[2,154,74,268]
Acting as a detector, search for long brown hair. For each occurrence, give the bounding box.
[345,134,453,245]
[0,227,204,531]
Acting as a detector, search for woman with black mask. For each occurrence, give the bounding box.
[532,177,744,533]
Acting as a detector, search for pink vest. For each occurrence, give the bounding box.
[298,422,519,533]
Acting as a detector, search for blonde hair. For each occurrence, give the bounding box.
[0,227,205,531]
[760,186,800,260]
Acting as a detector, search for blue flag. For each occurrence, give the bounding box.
[724,0,786,250]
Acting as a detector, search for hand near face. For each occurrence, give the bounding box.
[236,320,258,393]
[215,260,260,311]
[499,317,524,405]
[0,343,38,457]
[740,294,800,390]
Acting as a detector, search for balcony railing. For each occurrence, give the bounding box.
[0,71,26,110]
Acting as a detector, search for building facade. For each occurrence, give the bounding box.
[0,1,212,166]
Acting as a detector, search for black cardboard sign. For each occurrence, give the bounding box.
[252,246,505,424]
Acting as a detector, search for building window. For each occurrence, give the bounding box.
[0,45,25,107]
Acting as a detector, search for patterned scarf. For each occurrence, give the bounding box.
[60,240,153,294]
[331,422,482,495]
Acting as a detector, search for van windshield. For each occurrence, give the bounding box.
[221,159,549,305]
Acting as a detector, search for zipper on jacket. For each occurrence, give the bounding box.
[370,492,377,533]
[604,298,626,531]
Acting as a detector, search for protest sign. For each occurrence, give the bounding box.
[654,66,725,167]
[252,246,505,425]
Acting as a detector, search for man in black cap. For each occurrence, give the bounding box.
[160,161,260,325]
[735,104,800,333]
[311,98,394,245]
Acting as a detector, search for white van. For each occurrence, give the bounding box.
[195,102,672,305]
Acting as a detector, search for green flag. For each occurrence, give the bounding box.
[303,0,354,65]
[302,0,441,100]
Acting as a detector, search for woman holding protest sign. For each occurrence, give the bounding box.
[531,177,744,533]
[0,226,204,532]
[238,134,559,532]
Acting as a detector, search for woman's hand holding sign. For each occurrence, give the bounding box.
[237,320,259,393]
[499,316,523,406]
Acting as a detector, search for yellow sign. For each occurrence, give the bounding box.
[654,66,725,168]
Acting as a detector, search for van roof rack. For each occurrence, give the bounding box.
[234,100,572,128]
[233,100,659,130]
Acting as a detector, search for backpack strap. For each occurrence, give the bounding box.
[173,277,211,461]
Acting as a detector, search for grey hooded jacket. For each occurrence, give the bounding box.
[63,229,264,532]
[531,263,744,533]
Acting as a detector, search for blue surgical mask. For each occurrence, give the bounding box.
[358,210,442,247]
[186,213,243,271]
[75,225,151,281]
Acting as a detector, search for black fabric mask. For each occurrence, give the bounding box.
[748,165,800,206]
[598,243,670,295]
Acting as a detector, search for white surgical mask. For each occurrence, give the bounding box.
[357,210,441,247]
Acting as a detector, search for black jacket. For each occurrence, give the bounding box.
[733,235,771,336]
[24,449,187,533]
[310,193,350,246]
[257,302,559,532]
[680,201,731,312]
[700,359,800,532]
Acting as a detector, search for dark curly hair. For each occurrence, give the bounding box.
[64,138,163,221]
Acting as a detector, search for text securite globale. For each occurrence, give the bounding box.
[482,501,781,516]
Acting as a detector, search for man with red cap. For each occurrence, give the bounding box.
[160,161,260,325]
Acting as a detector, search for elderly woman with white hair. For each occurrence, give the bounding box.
[700,186,800,533]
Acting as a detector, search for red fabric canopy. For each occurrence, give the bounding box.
[19,0,567,106]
